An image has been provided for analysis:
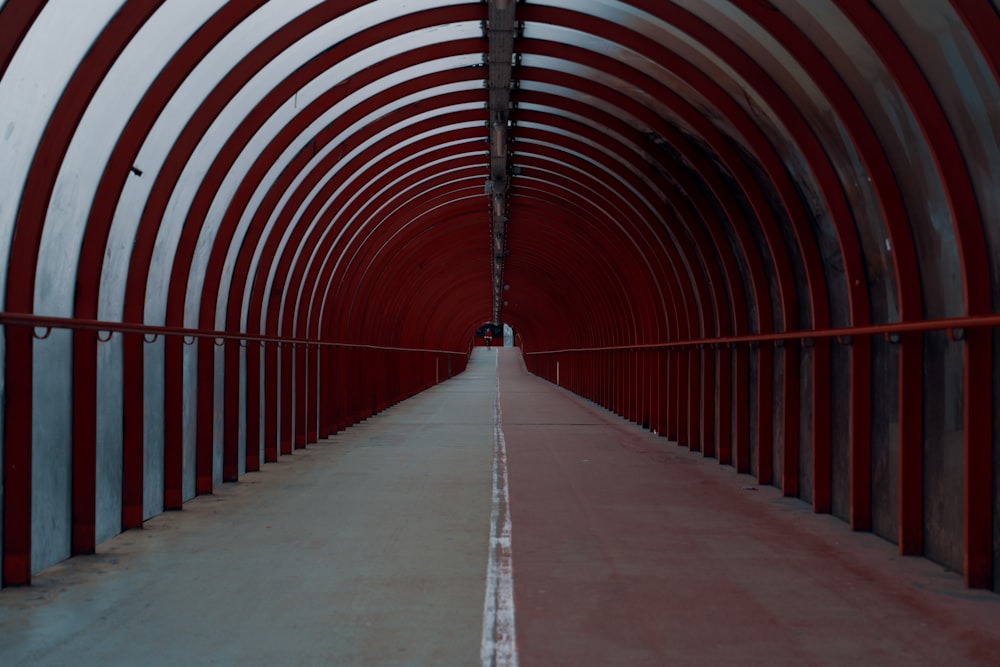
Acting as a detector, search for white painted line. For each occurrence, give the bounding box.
[481,353,519,667]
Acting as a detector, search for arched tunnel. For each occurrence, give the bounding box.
[2,0,1000,631]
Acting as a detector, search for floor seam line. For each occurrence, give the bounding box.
[481,352,519,667]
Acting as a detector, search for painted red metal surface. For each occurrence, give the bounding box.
[2,325,31,586]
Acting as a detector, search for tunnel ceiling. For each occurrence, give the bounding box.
[1,0,999,355]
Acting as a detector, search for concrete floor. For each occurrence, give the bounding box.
[0,351,498,667]
[497,349,1000,666]
[3,347,1000,666]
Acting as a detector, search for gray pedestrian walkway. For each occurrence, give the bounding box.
[0,349,500,667]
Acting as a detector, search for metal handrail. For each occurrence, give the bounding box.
[524,312,1000,355]
[0,311,468,356]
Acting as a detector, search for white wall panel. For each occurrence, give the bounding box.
[96,336,124,544]
[182,345,198,501]
[97,0,226,323]
[143,339,165,520]
[31,331,73,572]
[239,345,247,474]
[214,346,224,485]
[0,0,122,307]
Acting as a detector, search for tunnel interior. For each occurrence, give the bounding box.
[1,1,999,591]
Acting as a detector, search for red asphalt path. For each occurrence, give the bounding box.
[497,348,1000,666]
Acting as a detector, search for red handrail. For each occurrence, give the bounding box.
[0,311,468,356]
[525,312,1000,354]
